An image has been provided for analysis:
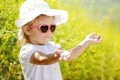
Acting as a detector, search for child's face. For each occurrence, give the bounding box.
[27,15,55,45]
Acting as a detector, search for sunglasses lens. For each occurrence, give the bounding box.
[50,25,56,32]
[40,25,48,33]
[40,25,56,33]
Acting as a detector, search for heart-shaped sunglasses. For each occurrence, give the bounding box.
[30,24,56,33]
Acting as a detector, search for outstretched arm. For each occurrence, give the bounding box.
[59,33,102,61]
[30,49,70,65]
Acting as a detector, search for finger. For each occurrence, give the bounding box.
[97,35,101,39]
[96,36,103,43]
[88,33,96,38]
[67,55,71,60]
[98,36,103,42]
[59,57,64,61]
[91,32,96,36]
[96,36,100,40]
[63,57,67,61]
[97,35,102,40]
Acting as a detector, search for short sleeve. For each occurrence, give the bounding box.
[19,44,36,63]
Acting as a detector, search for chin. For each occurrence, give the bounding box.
[38,41,49,45]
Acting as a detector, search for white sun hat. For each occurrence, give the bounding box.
[15,0,68,28]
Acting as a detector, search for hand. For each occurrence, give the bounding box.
[84,33,103,44]
[55,50,71,61]
[59,50,71,61]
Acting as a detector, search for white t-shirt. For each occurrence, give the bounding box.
[19,42,62,80]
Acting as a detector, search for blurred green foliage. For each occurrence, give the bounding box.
[0,0,120,80]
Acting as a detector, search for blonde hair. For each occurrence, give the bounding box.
[18,22,32,45]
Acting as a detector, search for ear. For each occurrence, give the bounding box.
[22,26,31,36]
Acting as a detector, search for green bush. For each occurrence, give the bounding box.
[0,0,23,80]
[0,0,120,80]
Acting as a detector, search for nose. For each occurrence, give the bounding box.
[46,29,53,35]
[45,30,53,38]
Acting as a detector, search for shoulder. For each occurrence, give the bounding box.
[20,43,35,51]
[19,43,38,62]
[20,43,37,56]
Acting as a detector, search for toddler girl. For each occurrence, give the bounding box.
[15,0,102,80]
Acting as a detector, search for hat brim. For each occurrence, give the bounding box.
[15,9,68,28]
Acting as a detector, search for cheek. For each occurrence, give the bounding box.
[30,29,42,37]
[36,32,44,38]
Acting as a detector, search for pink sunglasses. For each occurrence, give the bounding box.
[31,24,56,33]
